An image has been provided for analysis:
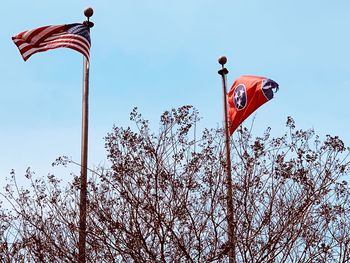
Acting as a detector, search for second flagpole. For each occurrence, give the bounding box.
[78,7,94,263]
[218,56,236,263]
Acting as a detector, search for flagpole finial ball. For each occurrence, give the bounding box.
[84,7,94,18]
[218,56,227,66]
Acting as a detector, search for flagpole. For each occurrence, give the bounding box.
[218,56,236,263]
[78,7,94,263]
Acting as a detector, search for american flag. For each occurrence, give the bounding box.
[12,23,91,61]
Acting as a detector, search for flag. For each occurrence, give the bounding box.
[12,23,90,61]
[227,75,279,134]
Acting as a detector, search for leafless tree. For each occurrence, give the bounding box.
[231,117,350,262]
[1,106,349,262]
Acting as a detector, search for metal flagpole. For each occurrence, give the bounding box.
[78,7,94,263]
[218,56,236,263]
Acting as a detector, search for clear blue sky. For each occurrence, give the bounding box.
[1,1,350,185]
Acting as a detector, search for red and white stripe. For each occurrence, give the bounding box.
[12,24,90,61]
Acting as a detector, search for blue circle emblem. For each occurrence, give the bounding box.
[233,84,247,110]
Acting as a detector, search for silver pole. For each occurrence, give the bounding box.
[218,56,236,263]
[78,7,93,263]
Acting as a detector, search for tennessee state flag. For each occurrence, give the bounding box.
[227,75,279,134]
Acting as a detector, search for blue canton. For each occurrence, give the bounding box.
[66,24,91,44]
